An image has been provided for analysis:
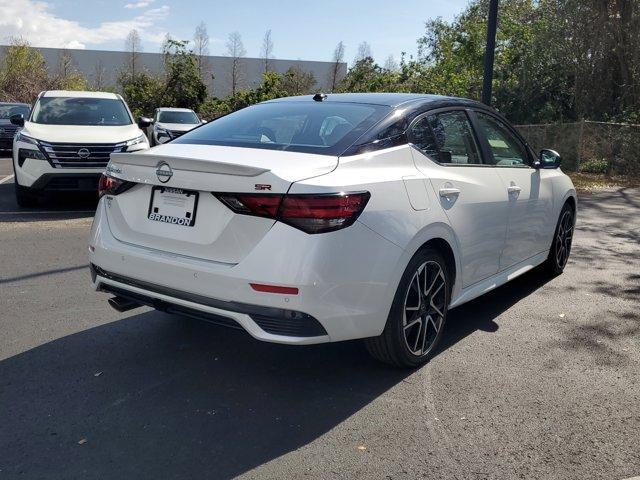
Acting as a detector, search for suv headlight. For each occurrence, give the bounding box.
[18,148,46,167]
[155,126,171,138]
[124,133,148,147]
[15,131,39,147]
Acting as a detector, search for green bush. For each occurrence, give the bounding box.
[579,159,609,174]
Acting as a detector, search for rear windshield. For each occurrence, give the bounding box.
[158,111,199,124]
[0,104,30,119]
[31,97,132,126]
[173,101,391,155]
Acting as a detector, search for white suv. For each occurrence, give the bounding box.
[89,93,576,367]
[147,107,203,146]
[11,90,150,206]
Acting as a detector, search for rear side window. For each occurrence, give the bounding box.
[173,102,391,156]
[475,112,530,167]
[410,111,481,165]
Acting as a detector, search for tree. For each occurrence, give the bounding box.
[163,39,208,110]
[226,31,246,96]
[384,55,398,72]
[329,41,345,91]
[91,60,107,90]
[0,37,50,103]
[193,21,210,80]
[124,29,143,79]
[354,41,373,64]
[117,70,164,118]
[52,50,88,90]
[338,57,401,93]
[199,71,289,119]
[282,65,316,95]
[260,29,274,74]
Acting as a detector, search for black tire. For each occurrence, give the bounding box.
[15,182,38,208]
[365,248,451,368]
[545,202,575,276]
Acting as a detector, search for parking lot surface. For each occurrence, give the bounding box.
[1,156,638,479]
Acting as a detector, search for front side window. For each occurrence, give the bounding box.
[411,110,481,165]
[158,111,200,124]
[0,104,30,119]
[174,102,390,156]
[31,97,132,126]
[475,112,530,167]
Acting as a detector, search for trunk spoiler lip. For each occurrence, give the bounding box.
[110,152,270,177]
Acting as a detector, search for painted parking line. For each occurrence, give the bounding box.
[0,174,14,184]
[0,210,95,215]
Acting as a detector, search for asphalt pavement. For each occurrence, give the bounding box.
[0,156,638,480]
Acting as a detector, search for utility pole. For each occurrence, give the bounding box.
[482,0,499,105]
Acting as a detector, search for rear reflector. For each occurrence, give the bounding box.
[215,191,370,234]
[250,283,299,295]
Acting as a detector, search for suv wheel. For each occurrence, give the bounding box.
[366,248,451,368]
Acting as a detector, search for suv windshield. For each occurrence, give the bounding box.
[158,111,199,124]
[31,97,132,126]
[0,104,30,119]
[174,101,390,155]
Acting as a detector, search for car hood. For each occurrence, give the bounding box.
[156,122,199,132]
[22,122,144,144]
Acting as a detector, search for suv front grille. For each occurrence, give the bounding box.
[0,124,19,139]
[39,141,125,169]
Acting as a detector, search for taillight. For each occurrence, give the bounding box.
[215,191,370,234]
[98,173,134,198]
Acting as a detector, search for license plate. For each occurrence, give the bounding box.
[148,186,198,227]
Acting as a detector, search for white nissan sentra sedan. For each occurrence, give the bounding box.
[89,93,576,367]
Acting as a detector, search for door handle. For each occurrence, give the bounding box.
[439,187,461,198]
[507,185,522,194]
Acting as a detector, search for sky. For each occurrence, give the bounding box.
[0,0,470,64]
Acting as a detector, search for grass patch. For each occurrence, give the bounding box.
[567,172,640,192]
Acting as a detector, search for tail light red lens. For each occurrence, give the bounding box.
[215,191,370,234]
[98,173,134,198]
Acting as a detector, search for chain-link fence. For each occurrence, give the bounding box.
[516,120,640,176]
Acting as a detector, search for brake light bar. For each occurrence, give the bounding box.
[215,191,370,234]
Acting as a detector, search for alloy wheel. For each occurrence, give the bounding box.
[402,261,447,357]
[555,209,574,269]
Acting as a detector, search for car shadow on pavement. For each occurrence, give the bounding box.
[438,264,553,353]
[0,267,552,479]
[0,182,97,222]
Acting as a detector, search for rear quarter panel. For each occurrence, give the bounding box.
[289,144,463,318]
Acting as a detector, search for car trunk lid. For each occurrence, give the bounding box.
[104,144,337,264]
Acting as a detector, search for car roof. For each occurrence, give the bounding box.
[264,92,485,108]
[157,107,196,112]
[41,90,120,99]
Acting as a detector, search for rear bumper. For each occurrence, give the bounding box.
[89,198,406,344]
[92,264,328,340]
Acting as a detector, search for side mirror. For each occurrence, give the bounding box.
[534,149,562,169]
[10,114,25,127]
[137,116,153,129]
